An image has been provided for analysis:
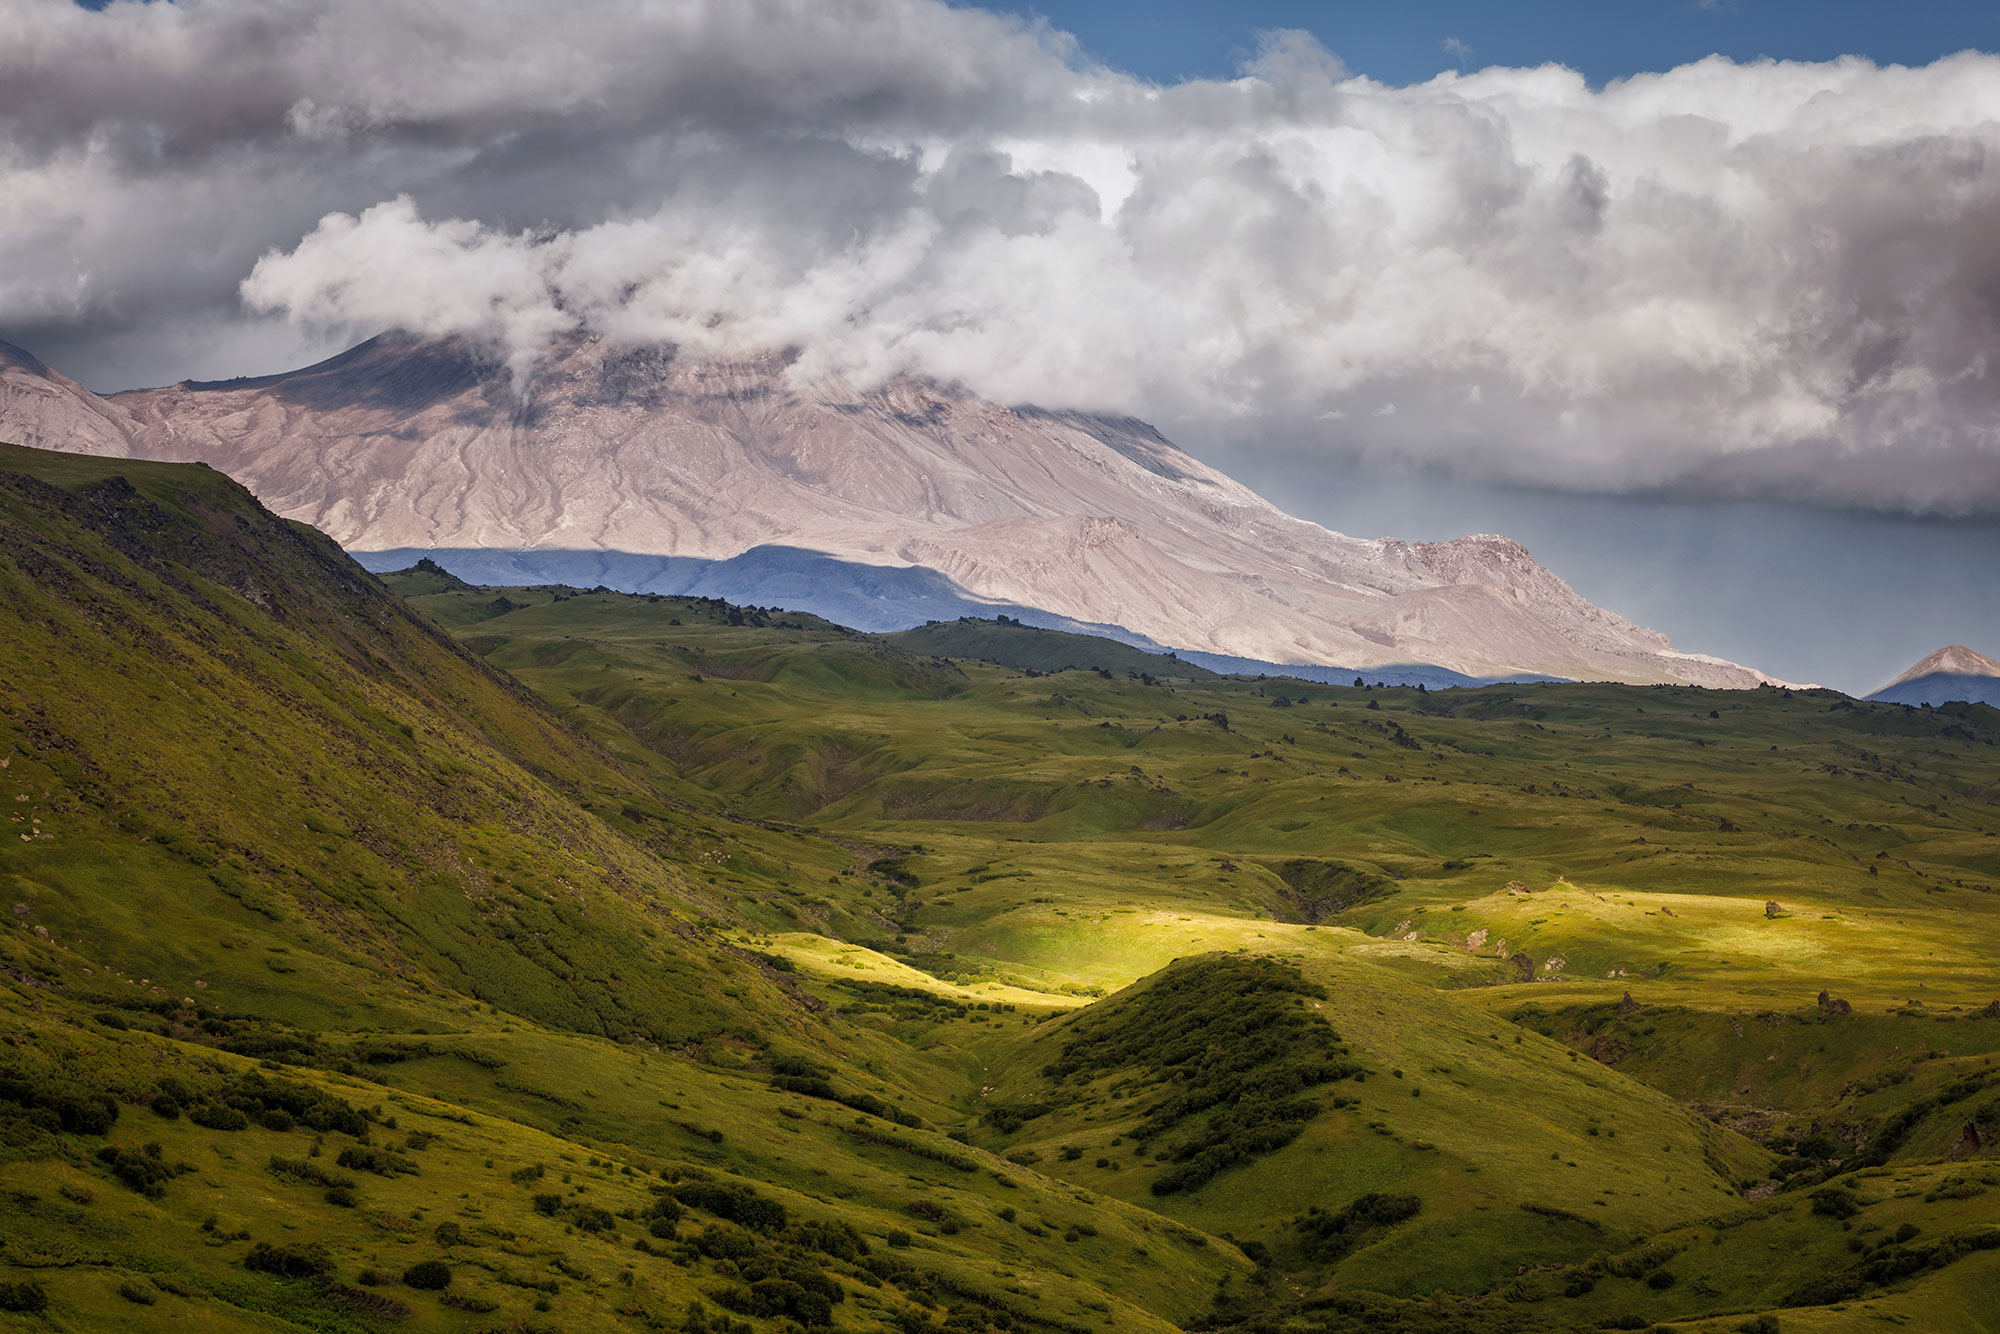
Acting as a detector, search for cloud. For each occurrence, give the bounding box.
[7,1,2000,513]
[1442,36,1472,68]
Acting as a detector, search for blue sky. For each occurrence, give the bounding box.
[996,1,2000,86]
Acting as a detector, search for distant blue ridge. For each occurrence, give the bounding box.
[353,543,1561,690]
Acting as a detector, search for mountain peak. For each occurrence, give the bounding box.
[1890,644,2000,684]
[1867,643,2000,707]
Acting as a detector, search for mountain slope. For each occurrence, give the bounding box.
[1,441,1995,1333]
[0,332,1777,688]
[0,440,764,1042]
[0,440,1255,1332]
[1868,644,2000,707]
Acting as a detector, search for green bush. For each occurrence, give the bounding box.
[267,1155,356,1190]
[674,1180,786,1231]
[187,1102,250,1131]
[571,1205,616,1232]
[693,1225,757,1261]
[244,1241,335,1279]
[790,1218,868,1261]
[96,1144,190,1198]
[1294,1192,1423,1263]
[402,1259,452,1290]
[0,1072,120,1134]
[116,1279,157,1305]
[337,1145,420,1177]
[0,1280,48,1313]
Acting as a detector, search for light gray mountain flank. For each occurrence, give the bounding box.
[0,333,1783,687]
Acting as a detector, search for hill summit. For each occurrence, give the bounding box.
[1867,643,2000,706]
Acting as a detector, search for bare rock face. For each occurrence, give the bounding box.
[1,332,1780,685]
[0,341,141,459]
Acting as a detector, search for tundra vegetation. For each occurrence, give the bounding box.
[0,440,1997,1332]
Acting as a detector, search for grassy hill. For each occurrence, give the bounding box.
[1,440,1996,1333]
[881,618,1216,681]
[390,570,2000,1330]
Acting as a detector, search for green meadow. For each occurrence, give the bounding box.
[1,442,1996,1332]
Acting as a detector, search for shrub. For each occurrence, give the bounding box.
[571,1206,616,1233]
[0,1281,46,1314]
[1647,1269,1678,1289]
[434,1221,465,1247]
[96,1144,189,1198]
[267,1155,356,1190]
[531,1193,564,1216]
[244,1241,335,1279]
[1810,1186,1861,1219]
[187,1102,250,1131]
[0,1073,121,1135]
[116,1279,157,1305]
[790,1219,868,1262]
[1294,1192,1423,1263]
[719,1277,834,1327]
[337,1145,419,1177]
[693,1225,757,1261]
[402,1259,452,1290]
[674,1180,787,1231]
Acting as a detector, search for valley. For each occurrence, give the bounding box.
[1,443,1996,1333]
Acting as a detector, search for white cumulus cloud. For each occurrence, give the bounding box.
[5,0,2000,513]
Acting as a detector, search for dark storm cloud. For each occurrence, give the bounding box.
[6,1,2000,513]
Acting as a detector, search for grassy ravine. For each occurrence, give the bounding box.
[0,444,1993,1333]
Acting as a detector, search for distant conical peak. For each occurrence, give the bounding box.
[1886,644,2000,688]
